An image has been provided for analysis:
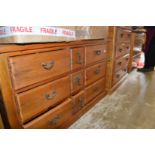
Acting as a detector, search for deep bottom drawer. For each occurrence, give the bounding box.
[85,78,105,104]
[24,99,72,129]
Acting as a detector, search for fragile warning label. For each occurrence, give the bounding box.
[0,26,76,38]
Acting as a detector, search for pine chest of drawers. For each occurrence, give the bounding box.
[0,39,107,128]
[106,26,132,93]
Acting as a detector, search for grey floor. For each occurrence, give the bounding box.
[70,70,155,129]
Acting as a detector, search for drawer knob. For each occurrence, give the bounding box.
[77,51,82,64]
[48,115,60,126]
[45,91,57,100]
[42,60,55,70]
[95,50,102,55]
[94,69,101,75]
[75,76,81,85]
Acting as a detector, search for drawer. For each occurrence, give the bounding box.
[85,78,105,104]
[113,67,127,85]
[115,43,130,58]
[24,99,72,129]
[116,29,131,42]
[9,49,70,90]
[71,47,84,70]
[114,55,129,72]
[85,61,106,86]
[16,76,71,123]
[71,70,84,94]
[72,91,85,115]
[85,44,106,65]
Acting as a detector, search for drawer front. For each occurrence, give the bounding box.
[85,61,106,86]
[24,99,72,129]
[72,91,85,115]
[114,55,129,72]
[71,71,84,94]
[113,67,127,85]
[16,76,70,123]
[85,44,106,65]
[85,78,105,104]
[116,29,131,42]
[71,47,84,70]
[9,49,70,90]
[115,43,130,58]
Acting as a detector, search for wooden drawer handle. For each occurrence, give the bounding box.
[42,60,55,70]
[126,46,129,49]
[77,51,82,64]
[75,76,81,85]
[48,115,60,126]
[94,50,102,55]
[94,69,101,75]
[45,91,57,100]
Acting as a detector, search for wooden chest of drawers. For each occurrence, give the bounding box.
[0,39,107,128]
[106,26,132,93]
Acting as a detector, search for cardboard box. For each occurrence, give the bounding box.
[75,26,108,40]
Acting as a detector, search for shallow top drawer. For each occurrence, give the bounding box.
[9,49,70,90]
[85,44,106,66]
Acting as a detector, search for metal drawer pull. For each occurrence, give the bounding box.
[95,50,102,55]
[119,48,123,52]
[48,115,60,126]
[94,87,100,92]
[42,60,55,70]
[79,97,84,108]
[118,62,122,65]
[45,91,57,100]
[75,76,81,85]
[116,74,120,78]
[120,33,124,38]
[94,69,101,75]
[77,51,82,64]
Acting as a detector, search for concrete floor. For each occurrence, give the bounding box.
[70,70,155,129]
